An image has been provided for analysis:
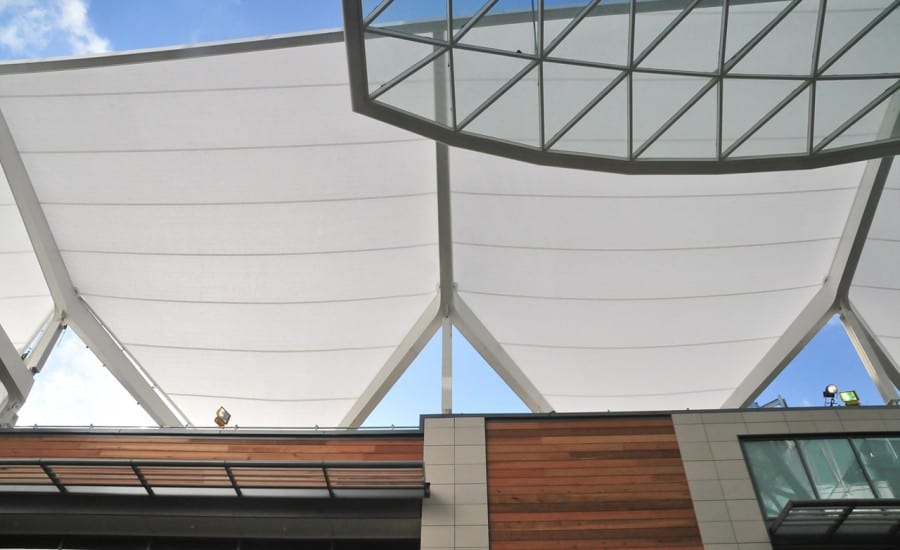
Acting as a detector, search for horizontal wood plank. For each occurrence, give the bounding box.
[0,434,423,462]
[486,416,702,549]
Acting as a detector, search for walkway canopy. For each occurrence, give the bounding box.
[0,0,898,427]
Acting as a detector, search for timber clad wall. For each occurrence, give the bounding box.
[0,434,423,461]
[486,416,703,550]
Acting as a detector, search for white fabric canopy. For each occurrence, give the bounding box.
[0,27,895,425]
[451,148,865,410]
[0,165,52,353]
[851,161,900,367]
[0,41,439,426]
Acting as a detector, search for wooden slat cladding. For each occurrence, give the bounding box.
[486,416,702,550]
[0,433,423,462]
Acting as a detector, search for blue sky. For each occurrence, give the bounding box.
[2,1,890,427]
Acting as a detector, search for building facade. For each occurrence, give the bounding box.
[1,406,897,549]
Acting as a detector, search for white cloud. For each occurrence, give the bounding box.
[16,329,154,427]
[0,0,109,57]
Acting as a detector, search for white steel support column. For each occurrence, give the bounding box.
[834,104,900,401]
[0,322,33,426]
[840,304,900,402]
[436,139,454,416]
[24,311,64,374]
[340,294,441,427]
[340,34,461,426]
[441,315,452,414]
[0,108,184,427]
[724,151,896,408]
[723,286,835,408]
[452,292,553,413]
[831,157,896,301]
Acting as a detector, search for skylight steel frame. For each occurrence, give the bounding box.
[344,0,900,174]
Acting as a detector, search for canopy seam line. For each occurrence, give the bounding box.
[459,283,822,302]
[58,243,438,257]
[123,343,397,353]
[17,138,428,154]
[502,335,777,350]
[80,291,436,305]
[455,237,839,252]
[0,82,350,98]
[38,192,435,207]
[167,393,357,403]
[450,186,858,199]
[546,387,734,398]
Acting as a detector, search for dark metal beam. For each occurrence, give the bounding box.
[0,494,422,540]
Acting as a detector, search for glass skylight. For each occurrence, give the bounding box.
[346,0,900,173]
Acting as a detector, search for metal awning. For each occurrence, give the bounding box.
[770,499,900,546]
[0,458,428,499]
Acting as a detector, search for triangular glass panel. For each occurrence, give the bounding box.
[633,0,687,64]
[819,0,894,70]
[362,1,382,20]
[464,65,540,147]
[365,32,439,94]
[632,73,710,153]
[452,48,531,123]
[823,88,900,151]
[724,0,791,64]
[824,8,900,75]
[457,0,539,55]
[543,62,622,141]
[15,328,156,426]
[376,51,453,126]
[640,83,717,159]
[814,79,896,147]
[731,87,810,157]
[451,0,494,31]
[451,327,529,414]
[639,0,722,72]
[730,0,819,76]
[544,1,629,67]
[751,315,887,408]
[540,0,595,52]
[722,78,800,152]
[369,0,447,35]
[550,74,628,158]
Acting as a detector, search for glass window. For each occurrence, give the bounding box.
[743,440,816,519]
[852,437,900,498]
[798,439,874,499]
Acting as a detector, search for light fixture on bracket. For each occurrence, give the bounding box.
[839,390,860,407]
[214,406,231,427]
[823,384,838,407]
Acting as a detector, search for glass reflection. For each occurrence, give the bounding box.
[852,437,900,498]
[743,440,815,518]
[744,436,899,520]
[798,439,874,499]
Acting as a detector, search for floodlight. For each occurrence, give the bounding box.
[839,390,860,406]
[823,384,838,398]
[214,406,231,427]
